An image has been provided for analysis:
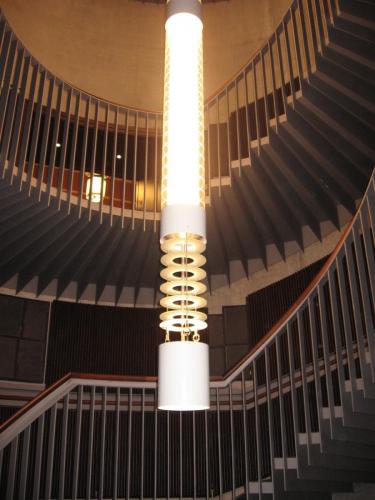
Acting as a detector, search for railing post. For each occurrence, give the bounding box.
[317,282,336,428]
[327,267,348,412]
[72,385,83,500]
[265,346,276,497]
[121,109,130,226]
[286,322,300,465]
[229,383,236,499]
[32,414,45,500]
[19,426,31,500]
[77,97,90,218]
[88,100,99,220]
[252,360,263,496]
[296,309,312,462]
[46,83,62,204]
[344,237,373,392]
[27,70,46,195]
[15,62,38,191]
[0,36,17,140]
[153,391,158,500]
[99,387,107,500]
[6,435,19,500]
[352,218,375,381]
[58,393,70,500]
[126,388,133,500]
[0,45,23,176]
[113,387,120,500]
[67,92,82,213]
[6,55,31,182]
[225,87,232,184]
[308,295,325,433]
[241,370,250,500]
[37,76,54,199]
[275,336,287,485]
[216,387,223,499]
[336,253,359,410]
[86,386,96,500]
[45,404,57,500]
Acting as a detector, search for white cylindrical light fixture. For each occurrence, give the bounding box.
[158,341,209,411]
[158,0,209,411]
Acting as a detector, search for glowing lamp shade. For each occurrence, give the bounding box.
[162,9,204,209]
[158,341,209,411]
[85,174,106,203]
[158,0,209,412]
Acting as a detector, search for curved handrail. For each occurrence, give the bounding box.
[215,166,375,385]
[0,372,72,433]
[1,167,373,442]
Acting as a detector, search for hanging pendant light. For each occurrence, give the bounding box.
[158,0,209,411]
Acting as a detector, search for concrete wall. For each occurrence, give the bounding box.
[0,0,291,111]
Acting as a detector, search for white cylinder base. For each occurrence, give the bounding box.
[158,341,210,411]
[160,204,206,240]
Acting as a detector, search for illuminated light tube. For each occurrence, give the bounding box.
[158,0,209,411]
[85,174,106,203]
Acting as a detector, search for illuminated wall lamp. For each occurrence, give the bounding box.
[85,174,107,203]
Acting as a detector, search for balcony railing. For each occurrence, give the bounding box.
[0,166,373,499]
[0,0,337,226]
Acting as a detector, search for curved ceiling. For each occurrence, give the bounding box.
[0,0,290,110]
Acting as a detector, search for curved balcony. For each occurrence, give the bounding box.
[0,167,374,498]
[0,0,373,304]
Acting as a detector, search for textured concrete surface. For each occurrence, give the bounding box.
[0,0,290,110]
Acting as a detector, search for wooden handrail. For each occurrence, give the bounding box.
[70,372,158,383]
[0,372,72,433]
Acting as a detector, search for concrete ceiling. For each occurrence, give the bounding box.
[0,0,290,110]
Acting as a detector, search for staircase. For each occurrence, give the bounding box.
[0,168,374,499]
[333,483,375,499]
[0,0,374,497]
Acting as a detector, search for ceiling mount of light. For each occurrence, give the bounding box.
[158,0,209,411]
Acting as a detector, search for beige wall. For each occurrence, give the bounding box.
[0,0,291,111]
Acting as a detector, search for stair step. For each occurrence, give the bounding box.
[322,44,375,82]
[332,494,375,500]
[299,87,375,161]
[273,471,332,499]
[339,0,375,24]
[298,431,375,461]
[328,25,375,62]
[338,11,375,32]
[334,12,375,43]
[354,483,375,493]
[311,71,375,126]
[328,41,375,73]
[322,406,375,440]
[284,108,366,201]
[316,53,375,102]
